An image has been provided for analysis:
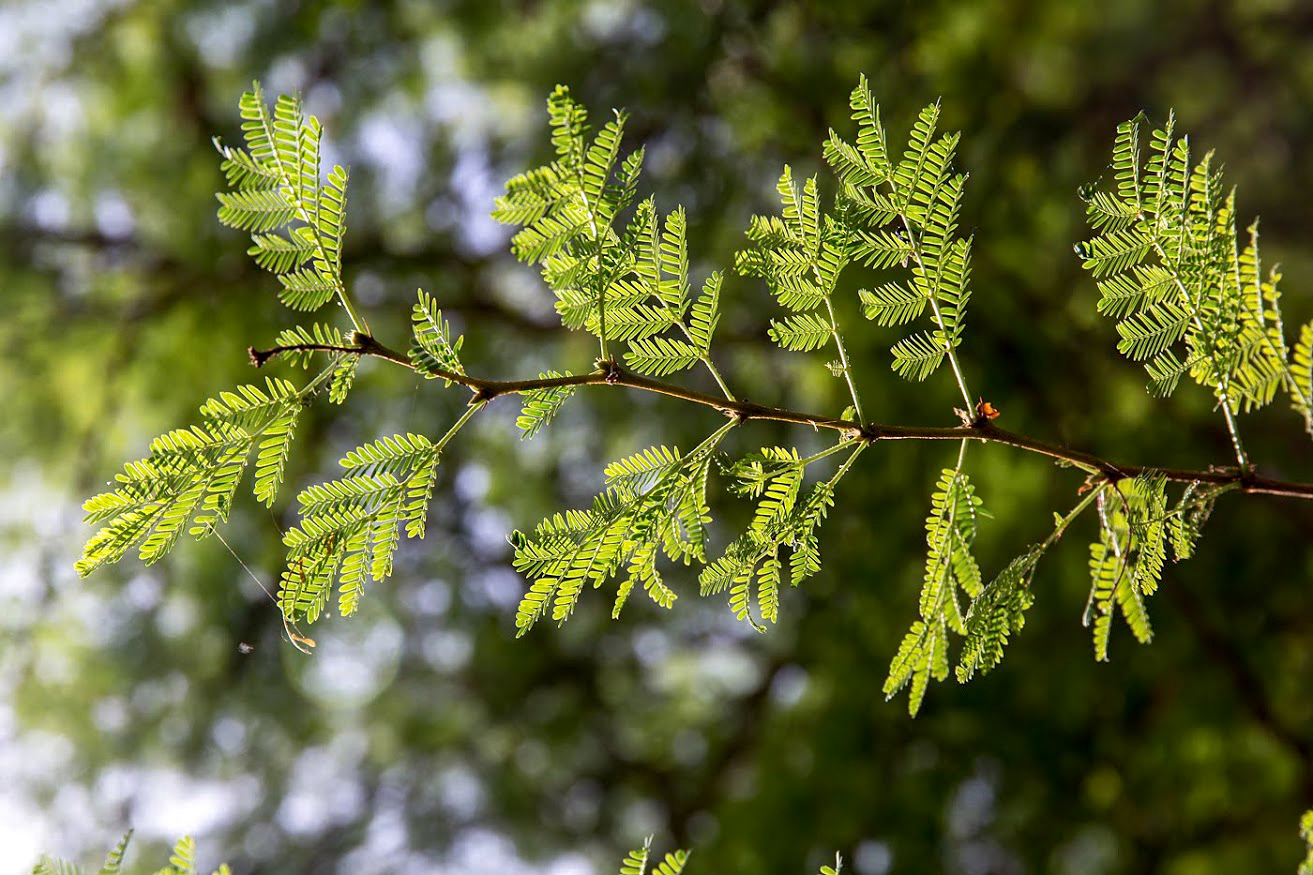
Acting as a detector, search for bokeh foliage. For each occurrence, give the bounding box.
[3,0,1312,872]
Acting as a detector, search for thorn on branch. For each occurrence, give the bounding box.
[249,346,275,367]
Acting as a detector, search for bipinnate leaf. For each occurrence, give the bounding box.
[279,433,441,622]
[885,468,986,714]
[77,378,303,575]
[514,429,732,635]
[214,82,348,314]
[957,546,1043,682]
[1079,113,1313,437]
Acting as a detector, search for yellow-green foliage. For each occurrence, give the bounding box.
[78,79,1313,722]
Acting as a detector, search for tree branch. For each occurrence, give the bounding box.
[249,334,1313,501]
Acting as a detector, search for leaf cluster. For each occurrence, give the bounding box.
[1083,473,1226,661]
[492,87,725,385]
[1078,113,1313,431]
[699,447,841,629]
[823,76,973,383]
[511,431,727,634]
[77,377,303,576]
[214,83,349,316]
[280,432,443,621]
[31,831,230,875]
[884,466,987,715]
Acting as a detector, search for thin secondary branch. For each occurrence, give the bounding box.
[435,400,485,452]
[702,359,737,402]
[899,215,974,409]
[1044,482,1108,551]
[829,440,868,483]
[798,437,862,467]
[822,296,865,423]
[249,334,1313,501]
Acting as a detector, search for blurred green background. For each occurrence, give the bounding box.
[2,1,1312,872]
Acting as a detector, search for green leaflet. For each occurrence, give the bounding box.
[251,403,301,504]
[517,371,577,439]
[769,312,833,352]
[409,287,465,381]
[823,78,973,385]
[1083,474,1167,661]
[957,545,1044,683]
[1079,113,1308,434]
[168,835,198,874]
[885,467,987,715]
[77,378,303,576]
[271,322,347,368]
[1292,320,1313,432]
[215,83,348,315]
[513,427,730,635]
[197,376,300,433]
[604,444,681,492]
[890,330,949,382]
[619,842,650,875]
[280,433,441,621]
[100,829,133,874]
[616,838,688,875]
[1166,481,1222,561]
[860,281,924,327]
[623,335,699,376]
[652,849,690,875]
[849,228,913,269]
[884,617,950,718]
[328,353,359,404]
[1300,810,1313,875]
[687,271,722,356]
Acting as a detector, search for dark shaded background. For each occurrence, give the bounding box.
[2,1,1311,872]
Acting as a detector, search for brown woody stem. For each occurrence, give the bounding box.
[247,334,1313,501]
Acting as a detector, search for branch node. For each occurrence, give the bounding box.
[963,399,1002,429]
[248,346,274,368]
